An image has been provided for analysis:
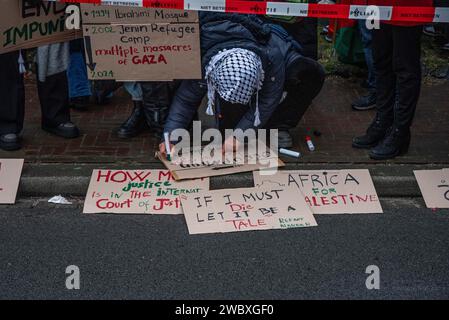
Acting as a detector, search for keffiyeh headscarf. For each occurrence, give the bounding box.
[205,48,265,127]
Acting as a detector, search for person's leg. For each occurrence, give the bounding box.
[353,23,394,149]
[265,56,325,130]
[392,25,422,130]
[352,20,377,111]
[67,39,91,110]
[141,82,178,138]
[117,82,146,139]
[0,51,24,150]
[264,56,325,148]
[369,25,423,160]
[38,70,80,138]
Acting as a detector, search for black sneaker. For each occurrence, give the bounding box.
[0,133,22,151]
[352,115,391,149]
[352,90,376,111]
[369,127,411,160]
[117,101,147,139]
[42,122,80,139]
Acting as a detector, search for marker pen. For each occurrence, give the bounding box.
[279,148,301,158]
[306,136,315,152]
[164,132,172,161]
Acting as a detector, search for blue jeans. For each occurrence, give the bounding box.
[123,82,143,101]
[358,20,376,90]
[67,51,91,98]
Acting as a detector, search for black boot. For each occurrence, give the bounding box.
[351,89,376,111]
[369,126,411,160]
[143,104,169,137]
[117,101,147,139]
[352,115,391,149]
[141,83,174,137]
[0,133,21,151]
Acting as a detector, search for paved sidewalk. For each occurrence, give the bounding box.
[1,77,448,164]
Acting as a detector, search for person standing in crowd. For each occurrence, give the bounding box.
[434,0,449,51]
[353,0,433,160]
[160,13,325,154]
[350,0,377,111]
[0,44,80,151]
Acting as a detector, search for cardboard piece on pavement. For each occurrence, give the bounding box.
[0,159,24,204]
[254,169,383,214]
[180,185,317,235]
[83,169,209,214]
[414,169,449,208]
[81,4,201,81]
[156,147,284,181]
[0,0,80,54]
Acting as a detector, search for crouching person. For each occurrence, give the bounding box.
[159,13,324,154]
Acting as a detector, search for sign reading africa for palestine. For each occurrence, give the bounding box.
[0,0,80,54]
[81,4,202,81]
[254,169,383,214]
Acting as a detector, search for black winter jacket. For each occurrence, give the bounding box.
[163,13,303,134]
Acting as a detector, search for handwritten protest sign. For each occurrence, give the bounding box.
[254,169,383,214]
[0,0,80,54]
[156,146,284,181]
[81,4,201,81]
[180,185,317,235]
[414,169,449,209]
[83,169,209,214]
[0,159,24,204]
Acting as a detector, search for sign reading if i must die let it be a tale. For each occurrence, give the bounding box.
[254,169,383,214]
[180,185,317,235]
[83,169,209,214]
[81,4,202,81]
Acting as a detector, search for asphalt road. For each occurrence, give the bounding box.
[0,198,448,300]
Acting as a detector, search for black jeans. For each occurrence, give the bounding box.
[219,56,325,132]
[0,51,25,135]
[372,23,423,130]
[0,51,71,134]
[140,81,181,135]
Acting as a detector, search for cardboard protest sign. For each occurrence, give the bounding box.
[414,169,449,208]
[83,169,209,214]
[180,185,317,235]
[156,147,284,181]
[0,159,24,204]
[81,4,201,81]
[0,0,80,54]
[254,169,383,214]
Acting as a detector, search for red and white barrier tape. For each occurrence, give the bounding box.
[52,0,449,23]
